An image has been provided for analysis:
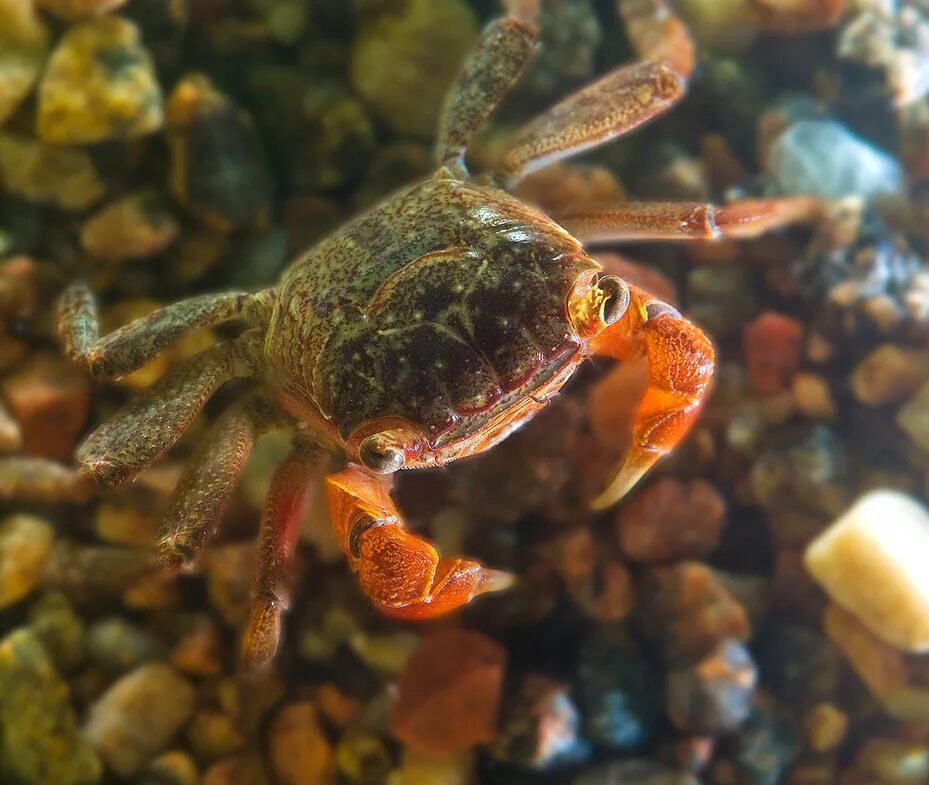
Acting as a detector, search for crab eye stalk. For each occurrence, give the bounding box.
[568,272,630,338]
[359,432,408,474]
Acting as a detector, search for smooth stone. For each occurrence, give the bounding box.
[0,0,49,126]
[0,514,54,609]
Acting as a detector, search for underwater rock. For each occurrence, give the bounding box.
[615,478,725,564]
[267,701,335,785]
[852,345,929,406]
[0,0,49,126]
[666,639,757,734]
[806,489,929,652]
[81,191,179,263]
[389,747,472,785]
[742,312,804,396]
[0,628,102,785]
[768,119,903,201]
[389,629,505,755]
[898,381,929,452]
[335,729,392,785]
[843,739,929,785]
[37,17,163,144]
[85,617,166,673]
[28,591,85,672]
[574,760,698,785]
[727,705,801,785]
[36,0,128,21]
[0,133,104,210]
[84,663,195,778]
[137,751,200,785]
[350,0,478,138]
[187,709,245,763]
[803,703,847,752]
[166,74,272,229]
[0,514,53,609]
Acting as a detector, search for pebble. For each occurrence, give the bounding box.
[2,353,90,460]
[0,133,104,210]
[666,639,757,734]
[205,541,256,628]
[187,709,244,763]
[350,0,478,138]
[0,514,53,609]
[389,629,505,755]
[85,617,165,672]
[84,663,195,778]
[751,0,844,33]
[755,624,839,708]
[166,74,272,228]
[521,0,601,94]
[728,706,801,785]
[806,489,929,652]
[852,345,929,406]
[0,0,49,126]
[35,0,128,20]
[388,748,472,785]
[335,729,392,784]
[170,615,223,678]
[137,751,200,785]
[577,625,663,751]
[80,191,180,263]
[203,754,270,785]
[27,591,85,672]
[0,628,102,785]
[791,373,836,420]
[492,675,590,769]
[803,703,847,752]
[37,18,163,144]
[615,478,725,563]
[742,312,805,395]
[898,381,929,452]
[636,562,751,664]
[844,739,929,785]
[768,119,904,201]
[267,701,335,785]
[675,0,759,51]
[574,760,699,785]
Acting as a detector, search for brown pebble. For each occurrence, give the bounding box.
[615,478,725,563]
[743,312,804,395]
[268,702,335,785]
[750,0,844,33]
[36,0,127,20]
[389,628,505,755]
[170,615,223,678]
[804,703,847,752]
[80,191,179,263]
[851,344,929,406]
[0,515,53,609]
[203,754,269,785]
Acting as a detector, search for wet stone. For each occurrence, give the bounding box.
[170,614,223,679]
[81,191,179,263]
[0,133,104,210]
[844,739,929,785]
[85,617,166,673]
[492,675,591,769]
[852,345,929,407]
[615,478,725,564]
[166,74,272,229]
[742,312,805,396]
[36,0,128,20]
[574,760,699,785]
[0,514,53,609]
[0,0,49,126]
[335,729,393,785]
[136,750,200,785]
[666,639,757,734]
[203,754,270,785]
[389,629,505,755]
[803,703,847,752]
[205,541,257,628]
[520,0,602,95]
[37,17,163,145]
[727,705,802,785]
[267,701,335,785]
[636,562,751,664]
[187,709,244,763]
[0,628,102,785]
[898,381,929,453]
[27,591,85,672]
[754,624,840,709]
[84,663,195,778]
[577,626,663,752]
[350,0,478,138]
[389,748,472,785]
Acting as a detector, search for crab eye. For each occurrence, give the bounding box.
[359,433,407,474]
[597,275,630,327]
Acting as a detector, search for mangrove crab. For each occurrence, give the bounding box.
[53,0,812,668]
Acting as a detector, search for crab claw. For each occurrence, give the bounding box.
[326,466,514,620]
[584,284,716,509]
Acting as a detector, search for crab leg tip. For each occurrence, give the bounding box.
[241,598,282,671]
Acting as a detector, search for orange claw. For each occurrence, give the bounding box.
[588,285,716,509]
[326,465,514,619]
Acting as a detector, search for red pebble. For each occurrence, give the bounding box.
[389,628,505,755]
[1,353,90,459]
[615,478,726,564]
[742,312,804,395]
[750,0,844,33]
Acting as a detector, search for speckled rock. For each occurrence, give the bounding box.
[350,0,478,138]
[85,617,165,672]
[84,663,195,778]
[268,702,335,785]
[0,0,49,126]
[27,591,85,671]
[166,74,272,228]
[187,709,244,763]
[666,639,757,734]
[335,729,392,784]
[0,133,104,210]
[389,629,505,755]
[0,514,53,609]
[36,0,128,21]
[0,628,102,785]
[37,18,163,144]
[80,191,179,263]
[137,751,200,785]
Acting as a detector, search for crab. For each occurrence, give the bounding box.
[51,0,814,669]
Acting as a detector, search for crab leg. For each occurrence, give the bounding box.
[77,330,263,487]
[617,0,696,82]
[242,441,325,670]
[326,465,513,620]
[496,61,685,185]
[156,392,283,568]
[586,284,715,509]
[0,457,94,503]
[436,15,539,167]
[59,283,273,380]
[558,198,819,244]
